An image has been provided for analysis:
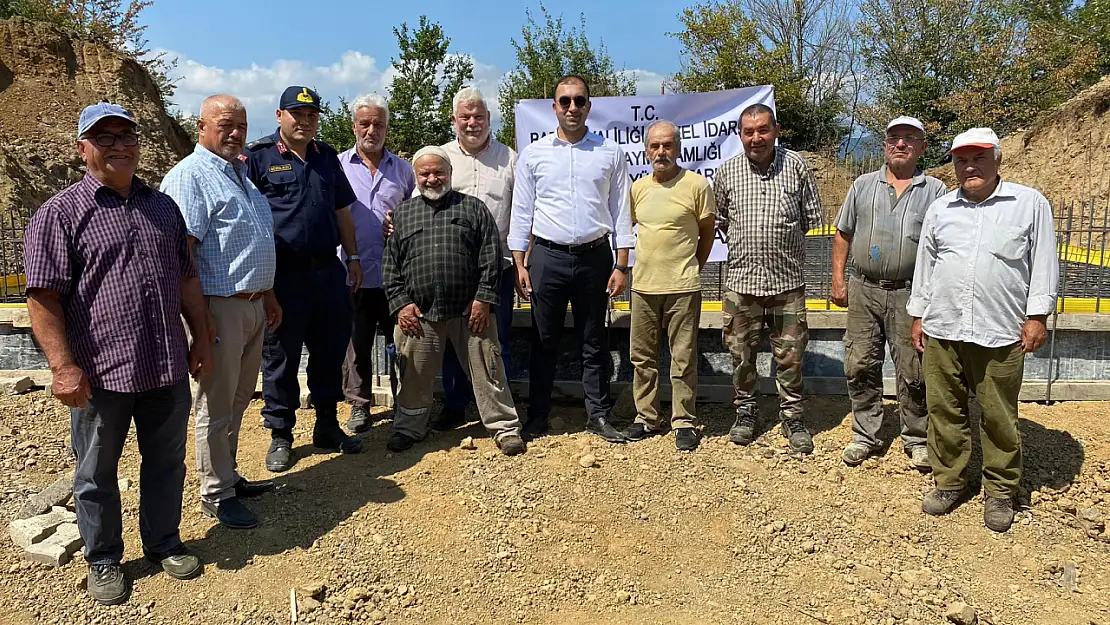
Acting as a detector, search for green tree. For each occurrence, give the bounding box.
[318,97,354,152]
[386,15,473,156]
[668,0,850,151]
[172,110,198,144]
[859,0,1099,165]
[0,0,177,105]
[496,3,635,148]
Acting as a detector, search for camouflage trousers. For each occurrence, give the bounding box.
[722,287,808,421]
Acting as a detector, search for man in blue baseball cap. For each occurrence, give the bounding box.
[243,86,365,472]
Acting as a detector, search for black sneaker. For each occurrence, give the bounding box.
[265,437,294,473]
[780,419,813,454]
[729,409,758,445]
[201,497,260,530]
[623,422,664,441]
[675,428,700,451]
[430,408,467,431]
[585,416,627,444]
[386,432,418,452]
[87,563,129,605]
[313,421,363,454]
[234,477,274,499]
[143,544,202,580]
[347,405,372,433]
[521,416,549,441]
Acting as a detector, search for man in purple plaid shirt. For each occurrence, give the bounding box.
[23,102,213,606]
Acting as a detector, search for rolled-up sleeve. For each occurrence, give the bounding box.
[1026,196,1060,316]
[24,203,74,296]
[609,146,634,249]
[508,148,534,252]
[907,207,938,318]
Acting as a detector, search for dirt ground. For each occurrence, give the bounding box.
[0,391,1108,625]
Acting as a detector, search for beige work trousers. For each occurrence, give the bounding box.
[629,290,701,430]
[393,316,520,441]
[192,296,265,503]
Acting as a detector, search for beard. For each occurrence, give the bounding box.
[418,183,450,201]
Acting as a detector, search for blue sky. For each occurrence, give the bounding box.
[144,0,693,139]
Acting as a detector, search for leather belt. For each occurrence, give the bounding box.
[222,292,265,301]
[534,236,609,255]
[860,275,910,290]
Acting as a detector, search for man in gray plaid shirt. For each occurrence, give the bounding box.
[714,103,822,454]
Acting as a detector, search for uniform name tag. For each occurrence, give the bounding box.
[268,164,293,173]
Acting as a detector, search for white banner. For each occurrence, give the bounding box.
[513,86,776,263]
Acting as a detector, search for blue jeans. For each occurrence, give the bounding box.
[72,380,191,565]
[442,266,515,412]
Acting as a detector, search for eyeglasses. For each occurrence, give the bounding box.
[557,95,588,109]
[884,135,923,146]
[84,132,139,147]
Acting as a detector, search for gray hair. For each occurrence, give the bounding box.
[452,86,488,114]
[350,93,389,121]
[645,120,681,152]
[994,146,1002,162]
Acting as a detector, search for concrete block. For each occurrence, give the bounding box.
[16,472,74,519]
[0,376,33,395]
[24,523,82,567]
[9,506,77,548]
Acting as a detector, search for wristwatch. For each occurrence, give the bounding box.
[345,254,360,263]
[614,264,630,274]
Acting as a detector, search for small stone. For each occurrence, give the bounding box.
[23,523,82,567]
[0,376,34,395]
[117,478,132,492]
[300,583,326,600]
[1058,497,1077,515]
[944,601,977,625]
[346,586,370,602]
[9,507,77,548]
[801,541,816,554]
[299,597,321,615]
[367,609,385,623]
[371,534,385,545]
[460,437,476,451]
[614,590,631,604]
[496,550,512,559]
[760,448,775,459]
[578,454,597,468]
[770,520,786,533]
[1077,508,1103,524]
[16,473,74,520]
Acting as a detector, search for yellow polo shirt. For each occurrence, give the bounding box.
[630,169,716,294]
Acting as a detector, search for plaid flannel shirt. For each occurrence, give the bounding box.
[714,147,822,296]
[382,190,502,321]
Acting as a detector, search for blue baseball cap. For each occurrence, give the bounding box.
[77,101,136,137]
[279,86,321,111]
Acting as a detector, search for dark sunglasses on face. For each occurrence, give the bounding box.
[557,95,588,109]
[84,132,139,147]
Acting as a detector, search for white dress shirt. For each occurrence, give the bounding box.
[908,180,1059,348]
[441,137,516,266]
[508,130,634,251]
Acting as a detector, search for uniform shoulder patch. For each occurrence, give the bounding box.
[245,137,276,151]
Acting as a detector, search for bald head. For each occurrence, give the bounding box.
[197,94,248,163]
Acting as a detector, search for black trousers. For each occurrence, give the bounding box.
[527,242,613,422]
[344,287,395,408]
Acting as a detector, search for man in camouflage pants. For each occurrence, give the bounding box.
[714,104,822,454]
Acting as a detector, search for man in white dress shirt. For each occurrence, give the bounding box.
[508,74,634,443]
[909,127,1058,533]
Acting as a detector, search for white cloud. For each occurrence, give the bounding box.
[622,69,669,96]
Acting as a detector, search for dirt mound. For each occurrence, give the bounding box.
[0,17,191,224]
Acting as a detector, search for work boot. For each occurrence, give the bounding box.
[386,432,419,452]
[430,408,467,431]
[201,497,259,530]
[521,416,549,441]
[143,544,203,580]
[922,488,964,516]
[780,418,813,454]
[984,495,1015,532]
[87,563,129,605]
[496,434,527,456]
[909,445,931,472]
[265,435,294,473]
[675,428,700,451]
[729,408,757,445]
[622,422,664,442]
[585,416,627,444]
[346,405,372,434]
[313,420,363,454]
[842,442,873,466]
[234,477,274,499]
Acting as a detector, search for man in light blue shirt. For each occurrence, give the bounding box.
[161,95,281,531]
[908,127,1059,533]
[508,74,634,443]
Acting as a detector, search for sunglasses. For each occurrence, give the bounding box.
[557,95,589,109]
[84,132,139,148]
[884,135,923,146]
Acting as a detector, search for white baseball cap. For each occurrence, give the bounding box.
[886,116,924,133]
[949,127,1000,153]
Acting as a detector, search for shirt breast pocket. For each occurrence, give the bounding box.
[905,213,925,243]
[778,188,801,225]
[486,177,508,204]
[266,170,298,199]
[990,224,1029,262]
[448,217,476,250]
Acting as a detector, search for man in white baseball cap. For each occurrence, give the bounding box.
[831,115,947,470]
[908,127,1059,532]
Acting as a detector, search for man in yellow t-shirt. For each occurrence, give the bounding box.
[624,120,717,451]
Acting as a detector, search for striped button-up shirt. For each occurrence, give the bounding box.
[834,167,948,281]
[908,181,1059,348]
[442,138,516,266]
[714,147,822,296]
[160,144,276,296]
[508,130,634,251]
[24,174,197,393]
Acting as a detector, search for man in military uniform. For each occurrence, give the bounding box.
[244,86,364,472]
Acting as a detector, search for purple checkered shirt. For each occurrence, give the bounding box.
[23,173,197,393]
